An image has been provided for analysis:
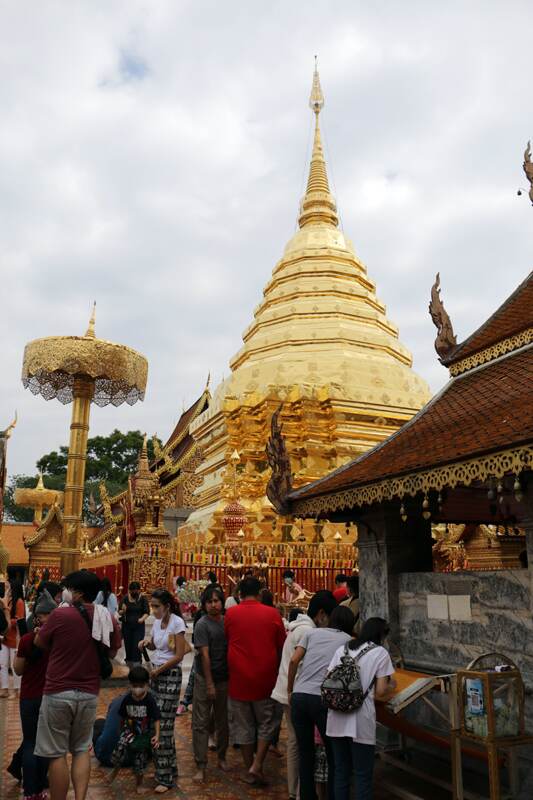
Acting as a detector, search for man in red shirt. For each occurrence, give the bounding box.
[35,570,121,800]
[225,576,286,786]
[333,573,349,603]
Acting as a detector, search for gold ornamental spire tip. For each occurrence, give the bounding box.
[85,302,96,339]
[298,59,338,229]
[309,55,324,114]
[37,472,44,490]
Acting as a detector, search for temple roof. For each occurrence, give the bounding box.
[443,271,533,372]
[289,274,533,513]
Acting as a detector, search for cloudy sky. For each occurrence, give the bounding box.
[1,1,532,477]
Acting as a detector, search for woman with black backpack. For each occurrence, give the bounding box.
[325,617,396,800]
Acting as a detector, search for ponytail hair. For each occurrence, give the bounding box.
[151,588,184,620]
[349,617,389,650]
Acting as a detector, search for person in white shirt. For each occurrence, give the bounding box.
[271,590,338,800]
[326,617,396,800]
[139,589,187,793]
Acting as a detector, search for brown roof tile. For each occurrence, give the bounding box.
[292,346,533,501]
[443,271,533,365]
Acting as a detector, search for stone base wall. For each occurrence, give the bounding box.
[398,569,533,734]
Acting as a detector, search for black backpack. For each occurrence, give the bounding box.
[321,641,377,713]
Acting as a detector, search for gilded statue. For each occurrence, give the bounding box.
[523,141,533,205]
[429,273,457,361]
[265,406,293,514]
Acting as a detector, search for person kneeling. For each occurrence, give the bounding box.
[109,666,160,794]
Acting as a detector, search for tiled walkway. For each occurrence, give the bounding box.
[0,685,407,800]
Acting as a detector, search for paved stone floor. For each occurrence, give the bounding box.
[0,685,410,800]
[0,646,447,799]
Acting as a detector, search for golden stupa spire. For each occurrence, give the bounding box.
[137,433,150,477]
[298,58,338,229]
[85,302,96,339]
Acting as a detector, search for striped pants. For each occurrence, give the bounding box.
[151,667,182,787]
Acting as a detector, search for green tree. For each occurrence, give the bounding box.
[3,429,160,523]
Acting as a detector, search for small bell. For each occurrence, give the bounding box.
[422,496,431,521]
[514,476,523,503]
[400,503,407,523]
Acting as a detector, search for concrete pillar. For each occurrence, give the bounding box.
[357,502,433,637]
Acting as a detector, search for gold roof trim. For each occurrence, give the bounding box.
[164,389,210,452]
[158,442,199,481]
[292,444,533,517]
[108,489,127,505]
[449,328,533,376]
[87,523,117,549]
[24,504,64,547]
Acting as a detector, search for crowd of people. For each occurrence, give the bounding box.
[0,568,396,800]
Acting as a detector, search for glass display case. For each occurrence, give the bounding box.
[457,652,524,742]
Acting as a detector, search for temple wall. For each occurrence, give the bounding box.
[398,569,533,732]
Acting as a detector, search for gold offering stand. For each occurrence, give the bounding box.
[21,305,147,576]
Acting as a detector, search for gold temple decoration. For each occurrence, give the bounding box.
[21,306,147,575]
[14,473,64,524]
[449,329,533,376]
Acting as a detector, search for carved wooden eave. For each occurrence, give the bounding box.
[291,443,533,518]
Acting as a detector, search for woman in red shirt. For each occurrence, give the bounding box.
[13,591,57,800]
[0,579,26,697]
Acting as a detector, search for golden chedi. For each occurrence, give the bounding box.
[183,65,431,540]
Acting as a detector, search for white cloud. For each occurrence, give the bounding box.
[1,1,532,476]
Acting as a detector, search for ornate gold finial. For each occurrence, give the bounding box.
[309,55,324,114]
[37,472,44,490]
[299,60,338,229]
[523,141,533,205]
[206,372,211,391]
[85,302,96,339]
[429,273,457,362]
[136,434,151,479]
